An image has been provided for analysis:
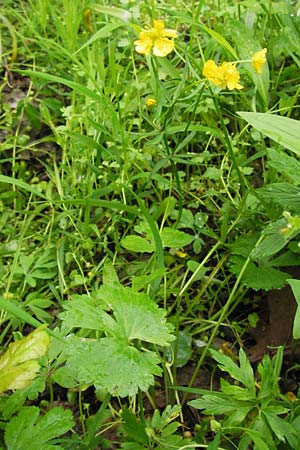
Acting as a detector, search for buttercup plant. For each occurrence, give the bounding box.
[146,97,157,107]
[251,48,268,73]
[134,19,177,57]
[202,49,267,91]
[1,1,300,449]
[202,60,244,90]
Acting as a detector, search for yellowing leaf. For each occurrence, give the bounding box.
[0,326,50,392]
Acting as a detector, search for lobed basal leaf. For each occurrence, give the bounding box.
[64,336,162,397]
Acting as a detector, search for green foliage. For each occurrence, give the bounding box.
[121,222,194,253]
[229,215,300,290]
[61,336,162,397]
[188,347,300,449]
[239,112,300,156]
[121,405,194,449]
[54,263,175,397]
[4,406,74,450]
[2,0,300,447]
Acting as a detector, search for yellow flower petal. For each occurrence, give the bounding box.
[134,37,153,55]
[251,48,267,74]
[202,60,222,87]
[203,60,243,90]
[146,97,157,107]
[153,19,165,34]
[220,62,243,90]
[153,37,175,57]
[163,28,178,38]
[134,20,177,57]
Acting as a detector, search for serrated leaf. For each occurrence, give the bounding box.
[229,233,259,257]
[160,404,182,426]
[220,379,253,401]
[238,348,256,395]
[0,326,50,393]
[4,406,74,450]
[98,284,174,345]
[257,353,281,400]
[230,256,289,290]
[65,337,162,397]
[210,348,256,396]
[244,264,289,290]
[51,366,77,389]
[0,389,27,420]
[188,394,243,414]
[58,277,175,397]
[121,408,148,445]
[58,294,113,333]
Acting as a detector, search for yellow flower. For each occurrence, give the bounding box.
[202,60,222,87]
[146,97,157,107]
[134,19,177,57]
[203,60,243,90]
[219,62,243,90]
[251,48,267,74]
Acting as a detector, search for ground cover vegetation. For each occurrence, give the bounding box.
[1,0,300,448]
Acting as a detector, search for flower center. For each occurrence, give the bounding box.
[149,29,161,40]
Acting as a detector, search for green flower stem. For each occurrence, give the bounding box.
[210,89,246,192]
[147,55,185,227]
[78,389,86,437]
[138,388,145,424]
[179,240,222,297]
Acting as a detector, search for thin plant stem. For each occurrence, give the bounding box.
[78,388,86,437]
[181,233,265,404]
[210,89,246,192]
